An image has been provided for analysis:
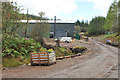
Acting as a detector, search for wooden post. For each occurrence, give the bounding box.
[39,53,40,66]
[54,16,56,38]
[47,52,50,65]
[31,53,32,66]
[25,9,28,38]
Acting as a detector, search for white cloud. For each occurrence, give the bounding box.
[75,0,114,17]
[10,0,77,19]
[88,0,114,16]
[10,0,115,20]
[75,0,89,2]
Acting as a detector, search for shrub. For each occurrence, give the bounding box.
[72,47,87,53]
[2,36,42,57]
[83,32,90,37]
[39,47,47,52]
[54,47,72,57]
[48,49,54,53]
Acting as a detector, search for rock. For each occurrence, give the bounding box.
[8,67,10,69]
[27,63,31,66]
[3,67,8,70]
[3,67,5,70]
[23,64,26,66]
[75,53,81,56]
[70,55,75,58]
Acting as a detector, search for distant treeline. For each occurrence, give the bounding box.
[75,0,120,36]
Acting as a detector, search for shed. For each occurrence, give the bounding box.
[56,29,66,38]
[19,20,75,38]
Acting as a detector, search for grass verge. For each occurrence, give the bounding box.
[98,33,120,47]
[2,55,30,68]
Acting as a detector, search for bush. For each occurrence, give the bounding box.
[48,49,54,53]
[83,32,90,37]
[72,47,87,53]
[39,47,47,52]
[2,36,42,57]
[54,47,72,57]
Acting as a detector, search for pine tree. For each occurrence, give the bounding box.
[104,0,118,32]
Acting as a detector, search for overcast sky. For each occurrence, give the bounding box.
[10,0,116,21]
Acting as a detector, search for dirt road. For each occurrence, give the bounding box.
[2,39,118,78]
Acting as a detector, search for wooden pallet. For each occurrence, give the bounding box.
[31,52,49,66]
[31,52,56,66]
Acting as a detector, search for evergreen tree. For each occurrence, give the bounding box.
[118,1,120,33]
[75,20,80,26]
[88,16,105,35]
[104,0,118,32]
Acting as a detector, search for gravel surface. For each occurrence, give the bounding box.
[2,39,118,78]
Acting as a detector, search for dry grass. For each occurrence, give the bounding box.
[2,55,31,68]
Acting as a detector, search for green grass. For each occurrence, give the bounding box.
[54,47,73,57]
[99,33,118,40]
[2,55,31,68]
[103,33,117,38]
[92,35,100,37]
[2,58,21,68]
[98,33,119,47]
